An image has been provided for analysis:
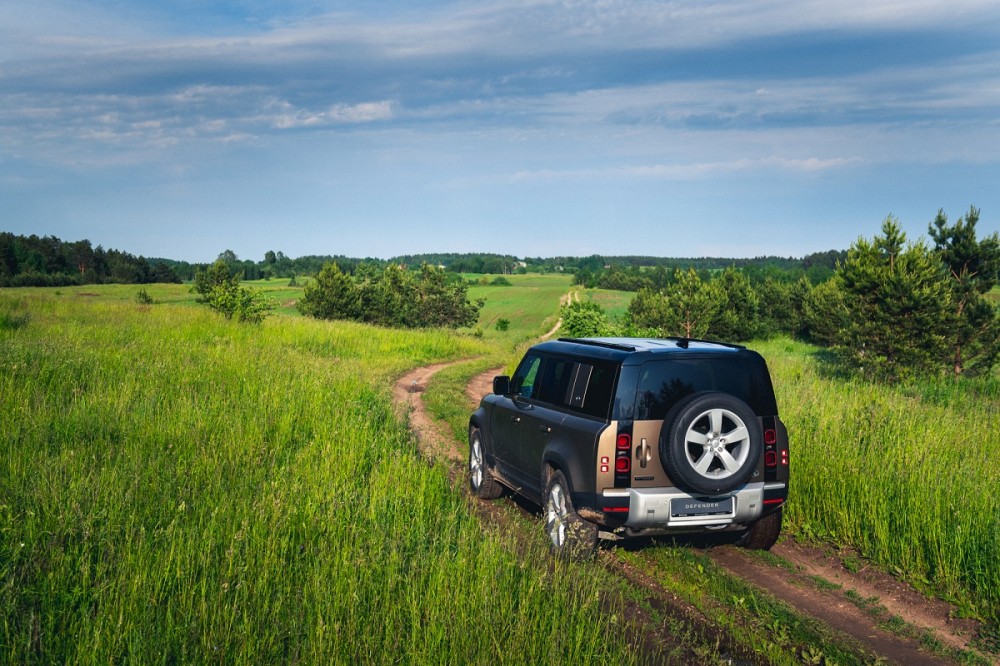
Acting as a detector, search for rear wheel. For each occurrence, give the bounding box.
[469,427,502,499]
[736,508,782,550]
[544,469,597,560]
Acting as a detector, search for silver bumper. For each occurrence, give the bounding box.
[604,482,782,529]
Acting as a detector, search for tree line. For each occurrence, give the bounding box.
[564,207,999,381]
[0,233,180,287]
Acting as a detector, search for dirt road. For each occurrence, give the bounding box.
[393,362,991,665]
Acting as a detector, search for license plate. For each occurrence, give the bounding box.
[671,496,734,517]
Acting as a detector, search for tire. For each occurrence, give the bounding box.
[543,469,597,561]
[736,508,782,550]
[469,427,502,499]
[660,392,762,495]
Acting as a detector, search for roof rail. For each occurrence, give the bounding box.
[556,338,638,352]
[666,337,745,351]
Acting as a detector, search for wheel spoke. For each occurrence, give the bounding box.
[470,441,482,486]
[709,409,724,434]
[686,430,710,445]
[723,425,749,444]
[718,448,740,473]
[693,449,715,475]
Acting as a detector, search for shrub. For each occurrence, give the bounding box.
[135,289,154,305]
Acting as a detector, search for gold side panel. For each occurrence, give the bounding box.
[630,420,671,488]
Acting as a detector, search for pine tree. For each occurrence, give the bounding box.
[298,262,361,321]
[837,216,952,381]
[928,206,1000,376]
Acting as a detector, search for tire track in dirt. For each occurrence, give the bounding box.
[396,362,994,665]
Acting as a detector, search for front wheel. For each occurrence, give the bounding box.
[469,427,502,499]
[736,508,782,550]
[544,469,597,560]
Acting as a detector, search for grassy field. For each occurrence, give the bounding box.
[756,338,1000,630]
[4,277,998,662]
[463,273,572,342]
[0,286,642,663]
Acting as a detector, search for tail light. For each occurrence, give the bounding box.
[764,429,777,445]
[616,434,631,450]
[615,457,630,473]
[764,451,777,467]
[780,450,789,466]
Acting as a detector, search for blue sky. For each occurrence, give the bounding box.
[2,1,999,262]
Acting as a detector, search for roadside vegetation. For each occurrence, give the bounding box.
[0,288,642,663]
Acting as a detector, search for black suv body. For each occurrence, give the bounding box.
[469,337,789,557]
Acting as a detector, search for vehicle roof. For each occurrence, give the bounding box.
[531,337,747,362]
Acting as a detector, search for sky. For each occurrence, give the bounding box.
[2,1,999,263]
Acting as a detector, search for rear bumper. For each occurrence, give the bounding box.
[601,482,786,529]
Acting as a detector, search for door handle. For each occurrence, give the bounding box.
[637,438,651,468]
[538,425,551,433]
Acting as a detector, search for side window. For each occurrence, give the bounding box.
[579,362,616,420]
[537,357,576,405]
[535,355,617,420]
[511,354,542,398]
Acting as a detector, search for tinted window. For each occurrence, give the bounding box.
[535,355,617,420]
[635,356,777,419]
[511,354,542,398]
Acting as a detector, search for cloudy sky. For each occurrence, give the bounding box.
[2,1,999,262]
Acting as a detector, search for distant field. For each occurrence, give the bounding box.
[581,287,634,318]
[464,272,572,340]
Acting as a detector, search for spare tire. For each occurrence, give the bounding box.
[659,392,761,495]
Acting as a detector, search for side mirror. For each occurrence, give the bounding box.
[492,375,510,395]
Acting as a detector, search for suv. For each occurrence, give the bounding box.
[468,337,789,558]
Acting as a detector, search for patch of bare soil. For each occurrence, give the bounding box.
[394,361,995,665]
[772,540,983,658]
[392,362,464,465]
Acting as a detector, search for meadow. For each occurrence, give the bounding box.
[463,273,570,341]
[0,287,641,663]
[3,276,998,663]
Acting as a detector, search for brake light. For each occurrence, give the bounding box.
[764,429,777,445]
[616,434,631,450]
[603,506,629,513]
[615,457,630,473]
[764,451,777,467]
[600,456,609,473]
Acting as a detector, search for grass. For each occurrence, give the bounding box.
[464,273,572,342]
[755,337,1000,631]
[580,287,634,319]
[0,287,641,664]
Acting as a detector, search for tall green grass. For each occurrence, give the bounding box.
[757,338,1000,628]
[0,290,638,663]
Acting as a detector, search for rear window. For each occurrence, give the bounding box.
[635,356,777,419]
